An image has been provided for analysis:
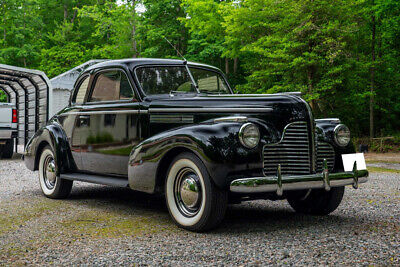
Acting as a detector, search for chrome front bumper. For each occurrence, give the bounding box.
[230,160,368,195]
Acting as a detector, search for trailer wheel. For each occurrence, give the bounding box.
[0,139,14,159]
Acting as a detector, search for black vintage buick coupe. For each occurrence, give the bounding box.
[24,58,368,231]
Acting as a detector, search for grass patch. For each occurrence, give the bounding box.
[59,209,177,238]
[366,160,400,164]
[0,198,64,235]
[368,166,400,174]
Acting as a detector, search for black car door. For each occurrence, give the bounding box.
[78,68,140,176]
[60,74,91,171]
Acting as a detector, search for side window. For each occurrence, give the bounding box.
[73,76,90,104]
[89,70,134,102]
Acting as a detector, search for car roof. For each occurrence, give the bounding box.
[84,58,222,73]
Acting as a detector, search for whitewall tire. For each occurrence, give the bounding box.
[165,152,228,231]
[38,146,73,199]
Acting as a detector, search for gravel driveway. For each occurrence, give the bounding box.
[0,155,399,266]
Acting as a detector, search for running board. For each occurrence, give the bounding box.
[60,173,129,187]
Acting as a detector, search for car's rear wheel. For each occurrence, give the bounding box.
[0,139,14,159]
[38,146,73,199]
[165,152,228,232]
[286,186,345,215]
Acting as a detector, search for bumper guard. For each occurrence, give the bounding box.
[230,159,368,195]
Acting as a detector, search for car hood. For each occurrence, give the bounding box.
[145,94,313,138]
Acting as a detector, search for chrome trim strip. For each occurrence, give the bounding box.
[299,98,316,172]
[60,110,140,116]
[206,92,302,97]
[230,165,369,194]
[315,118,341,123]
[149,107,273,113]
[214,116,248,123]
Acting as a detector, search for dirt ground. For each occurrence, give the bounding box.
[365,152,400,163]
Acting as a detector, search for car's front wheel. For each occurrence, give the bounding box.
[38,146,73,199]
[165,152,228,232]
[286,186,345,215]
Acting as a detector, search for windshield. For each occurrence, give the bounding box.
[189,67,230,94]
[135,66,230,95]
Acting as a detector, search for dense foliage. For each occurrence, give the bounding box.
[0,0,399,137]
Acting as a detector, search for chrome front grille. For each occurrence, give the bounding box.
[316,141,335,172]
[263,121,311,176]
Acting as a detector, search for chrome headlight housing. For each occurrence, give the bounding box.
[334,124,351,147]
[239,123,260,149]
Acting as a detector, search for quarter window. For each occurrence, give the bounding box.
[89,70,134,102]
[73,76,90,104]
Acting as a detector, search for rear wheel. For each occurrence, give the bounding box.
[0,139,14,159]
[165,152,228,232]
[287,186,345,215]
[38,146,73,199]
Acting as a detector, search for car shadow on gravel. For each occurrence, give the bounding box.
[62,185,364,234]
[67,185,167,213]
[217,205,355,234]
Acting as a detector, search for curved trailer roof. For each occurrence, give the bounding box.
[0,64,52,150]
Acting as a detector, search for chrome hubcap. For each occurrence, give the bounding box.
[43,156,56,189]
[174,168,202,217]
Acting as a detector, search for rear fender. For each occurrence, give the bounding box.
[24,117,74,175]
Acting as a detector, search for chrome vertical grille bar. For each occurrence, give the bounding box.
[263,121,311,176]
[316,141,335,172]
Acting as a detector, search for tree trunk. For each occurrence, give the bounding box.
[63,4,68,21]
[307,69,315,110]
[370,7,376,138]
[233,58,238,74]
[225,58,229,75]
[71,8,78,24]
[132,0,137,58]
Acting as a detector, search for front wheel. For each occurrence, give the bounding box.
[38,146,73,199]
[287,186,345,215]
[165,152,228,232]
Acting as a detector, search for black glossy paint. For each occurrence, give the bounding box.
[24,58,352,195]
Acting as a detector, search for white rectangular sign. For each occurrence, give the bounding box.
[341,153,367,171]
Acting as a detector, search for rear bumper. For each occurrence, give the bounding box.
[230,161,368,195]
[0,127,17,139]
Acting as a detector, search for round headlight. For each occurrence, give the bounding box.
[334,124,351,147]
[239,123,260,149]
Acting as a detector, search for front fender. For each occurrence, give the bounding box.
[316,119,355,172]
[128,122,265,193]
[24,117,74,175]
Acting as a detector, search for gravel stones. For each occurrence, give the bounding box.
[0,157,399,265]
